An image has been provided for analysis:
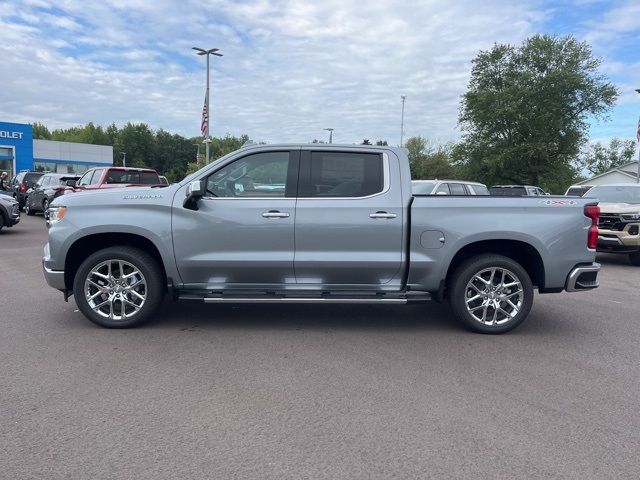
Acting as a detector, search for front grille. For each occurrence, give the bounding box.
[598,214,625,231]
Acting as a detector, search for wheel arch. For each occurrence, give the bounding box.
[64,233,167,291]
[445,239,546,292]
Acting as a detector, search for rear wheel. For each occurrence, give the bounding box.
[0,215,4,232]
[73,247,165,328]
[629,252,640,266]
[43,199,49,212]
[448,254,534,334]
[25,204,34,216]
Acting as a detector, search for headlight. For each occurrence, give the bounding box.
[621,213,640,221]
[46,206,67,226]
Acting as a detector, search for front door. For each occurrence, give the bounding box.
[294,149,404,289]
[172,149,299,289]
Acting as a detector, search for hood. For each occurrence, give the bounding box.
[598,202,640,214]
[51,185,177,207]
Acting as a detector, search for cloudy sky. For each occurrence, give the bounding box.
[0,0,638,145]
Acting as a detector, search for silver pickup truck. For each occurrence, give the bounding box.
[43,144,601,333]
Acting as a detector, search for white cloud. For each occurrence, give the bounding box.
[0,0,634,146]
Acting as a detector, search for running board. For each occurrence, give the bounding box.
[178,292,432,304]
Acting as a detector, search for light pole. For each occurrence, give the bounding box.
[193,143,201,167]
[636,88,640,183]
[324,128,334,144]
[121,152,126,168]
[193,47,223,164]
[400,95,406,147]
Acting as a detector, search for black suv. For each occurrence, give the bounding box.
[10,171,44,211]
[25,173,78,216]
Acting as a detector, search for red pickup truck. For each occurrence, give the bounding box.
[64,166,162,193]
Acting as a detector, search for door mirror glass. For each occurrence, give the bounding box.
[66,179,77,187]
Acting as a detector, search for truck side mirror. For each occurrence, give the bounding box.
[66,179,77,188]
[183,180,205,210]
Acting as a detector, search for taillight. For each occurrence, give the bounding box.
[584,204,600,250]
[19,183,26,192]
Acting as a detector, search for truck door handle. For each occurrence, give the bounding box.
[262,211,290,218]
[369,212,397,219]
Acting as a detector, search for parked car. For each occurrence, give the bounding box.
[43,144,601,334]
[584,184,640,265]
[565,185,594,197]
[9,171,44,210]
[412,180,490,195]
[490,185,549,196]
[64,166,162,193]
[0,193,20,232]
[25,173,79,216]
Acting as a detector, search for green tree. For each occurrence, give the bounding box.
[32,122,51,139]
[581,138,636,176]
[405,136,459,179]
[375,140,388,146]
[361,139,372,145]
[457,34,618,192]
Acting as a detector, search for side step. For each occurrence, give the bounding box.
[178,292,432,304]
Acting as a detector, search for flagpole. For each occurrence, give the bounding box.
[193,47,222,165]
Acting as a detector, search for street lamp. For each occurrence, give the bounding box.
[193,143,201,167]
[636,89,640,183]
[193,47,223,164]
[400,95,406,147]
[324,128,334,144]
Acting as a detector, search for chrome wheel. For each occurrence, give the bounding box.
[84,259,147,320]
[464,267,523,326]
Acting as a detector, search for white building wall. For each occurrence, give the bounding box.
[578,170,637,186]
[33,139,113,164]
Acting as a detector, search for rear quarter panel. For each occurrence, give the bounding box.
[408,196,596,291]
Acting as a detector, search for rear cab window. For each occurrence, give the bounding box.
[300,151,384,198]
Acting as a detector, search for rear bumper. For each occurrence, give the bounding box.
[565,263,600,292]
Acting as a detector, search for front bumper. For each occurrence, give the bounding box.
[597,225,640,253]
[43,262,66,291]
[565,263,600,292]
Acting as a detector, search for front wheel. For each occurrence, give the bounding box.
[448,254,534,334]
[73,246,165,328]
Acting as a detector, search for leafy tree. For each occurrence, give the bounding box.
[375,140,388,146]
[32,122,51,139]
[581,138,636,176]
[405,136,460,179]
[457,34,618,192]
[361,139,372,145]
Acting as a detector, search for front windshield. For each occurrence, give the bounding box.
[587,185,640,204]
[412,181,436,195]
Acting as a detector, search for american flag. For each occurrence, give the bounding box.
[200,95,208,137]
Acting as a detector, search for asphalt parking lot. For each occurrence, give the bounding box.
[1,215,639,479]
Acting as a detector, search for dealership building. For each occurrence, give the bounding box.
[0,121,113,179]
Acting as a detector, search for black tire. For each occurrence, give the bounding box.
[43,199,49,212]
[0,214,4,232]
[448,254,534,334]
[629,252,640,266]
[25,204,34,216]
[73,246,165,328]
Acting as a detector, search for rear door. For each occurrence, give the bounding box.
[294,149,404,288]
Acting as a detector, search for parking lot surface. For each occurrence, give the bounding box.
[1,215,639,479]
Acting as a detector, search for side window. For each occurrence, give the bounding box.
[90,169,105,185]
[435,183,450,195]
[78,170,94,186]
[205,151,292,198]
[302,151,383,197]
[449,183,466,195]
[527,187,539,196]
[468,184,490,195]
